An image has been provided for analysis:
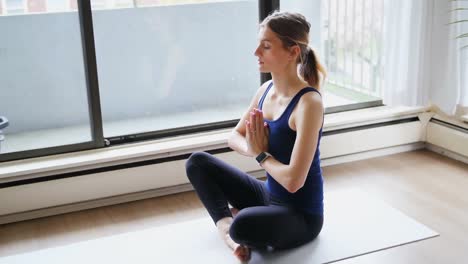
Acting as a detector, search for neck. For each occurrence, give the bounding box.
[270,64,308,98]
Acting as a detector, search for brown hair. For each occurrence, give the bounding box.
[260,11,327,89]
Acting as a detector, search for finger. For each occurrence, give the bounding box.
[245,120,251,139]
[250,111,255,132]
[255,109,263,136]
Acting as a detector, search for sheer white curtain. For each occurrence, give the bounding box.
[383,0,468,120]
[382,0,432,108]
[454,0,468,118]
[430,0,468,118]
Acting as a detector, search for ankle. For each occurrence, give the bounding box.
[216,217,233,234]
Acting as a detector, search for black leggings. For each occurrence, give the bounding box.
[185,151,323,250]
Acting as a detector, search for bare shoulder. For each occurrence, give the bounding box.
[296,91,323,125]
[289,90,323,131]
[298,90,323,112]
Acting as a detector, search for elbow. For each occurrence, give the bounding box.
[287,181,304,194]
[227,130,241,148]
[227,134,234,149]
[286,171,307,194]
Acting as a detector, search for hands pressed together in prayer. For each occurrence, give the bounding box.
[245,108,270,157]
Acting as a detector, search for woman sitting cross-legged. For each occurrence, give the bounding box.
[185,10,326,262]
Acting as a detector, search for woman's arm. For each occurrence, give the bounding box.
[228,81,271,157]
[228,130,254,156]
[258,92,323,193]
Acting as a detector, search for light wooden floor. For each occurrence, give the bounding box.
[0,150,467,263]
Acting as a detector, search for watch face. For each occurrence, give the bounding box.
[256,152,267,163]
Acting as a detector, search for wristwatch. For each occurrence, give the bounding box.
[255,152,272,165]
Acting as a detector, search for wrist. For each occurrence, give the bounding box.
[247,149,259,157]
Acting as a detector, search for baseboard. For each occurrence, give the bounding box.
[425,143,468,165]
[0,184,194,225]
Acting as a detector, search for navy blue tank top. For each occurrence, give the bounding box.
[258,81,324,216]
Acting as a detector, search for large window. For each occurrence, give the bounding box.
[0,1,94,157]
[282,0,383,110]
[0,0,387,162]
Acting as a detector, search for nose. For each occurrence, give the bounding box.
[254,45,261,57]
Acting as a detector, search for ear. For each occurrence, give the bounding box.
[288,45,301,61]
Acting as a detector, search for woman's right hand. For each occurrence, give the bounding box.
[245,108,269,157]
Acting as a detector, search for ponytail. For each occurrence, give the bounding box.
[299,46,326,89]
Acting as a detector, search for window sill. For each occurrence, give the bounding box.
[0,105,429,183]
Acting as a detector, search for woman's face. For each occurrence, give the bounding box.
[254,26,293,73]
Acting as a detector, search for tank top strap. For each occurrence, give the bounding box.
[283,87,322,119]
[258,81,274,110]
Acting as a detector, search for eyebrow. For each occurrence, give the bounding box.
[259,39,272,42]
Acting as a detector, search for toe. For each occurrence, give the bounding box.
[230,207,239,217]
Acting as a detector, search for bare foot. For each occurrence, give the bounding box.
[224,233,251,262]
[230,207,240,218]
[217,216,251,262]
[234,243,251,262]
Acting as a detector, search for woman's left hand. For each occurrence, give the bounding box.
[245,108,269,157]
